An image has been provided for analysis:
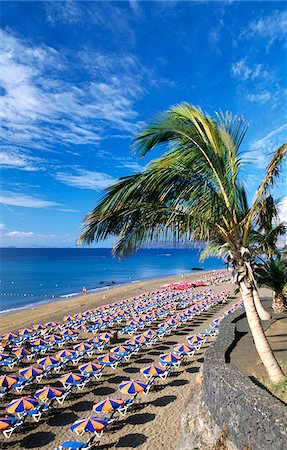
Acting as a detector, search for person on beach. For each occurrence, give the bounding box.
[82,287,87,295]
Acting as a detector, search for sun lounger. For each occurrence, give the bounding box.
[14,377,31,393]
[0,357,17,369]
[117,397,135,416]
[2,416,24,439]
[26,403,50,422]
[56,436,97,450]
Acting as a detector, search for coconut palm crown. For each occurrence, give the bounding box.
[78,103,287,383]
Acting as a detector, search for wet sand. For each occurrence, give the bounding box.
[0,271,222,334]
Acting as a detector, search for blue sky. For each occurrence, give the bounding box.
[0,1,286,247]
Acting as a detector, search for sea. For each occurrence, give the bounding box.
[0,247,225,314]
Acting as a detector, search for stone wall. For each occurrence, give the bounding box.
[203,312,287,450]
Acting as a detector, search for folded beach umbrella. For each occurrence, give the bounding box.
[159,352,182,365]
[11,347,31,358]
[140,365,166,378]
[118,379,147,395]
[37,355,60,366]
[56,349,77,360]
[34,386,64,402]
[0,417,14,431]
[173,343,195,355]
[110,345,130,356]
[19,366,43,380]
[79,362,101,374]
[97,354,119,365]
[70,416,108,435]
[0,375,19,388]
[18,328,33,336]
[93,397,124,414]
[1,332,18,341]
[73,342,92,353]
[58,372,84,385]
[6,396,38,414]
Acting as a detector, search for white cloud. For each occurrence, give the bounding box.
[231,59,267,81]
[55,170,117,190]
[0,223,5,230]
[246,92,271,105]
[0,228,75,247]
[0,148,41,171]
[0,191,62,208]
[247,123,287,168]
[0,29,151,155]
[242,10,287,47]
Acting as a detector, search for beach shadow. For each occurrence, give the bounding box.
[20,431,55,448]
[152,395,177,407]
[48,411,77,426]
[123,366,139,374]
[73,400,94,412]
[116,433,147,448]
[107,375,127,384]
[125,413,155,425]
[93,386,116,396]
[168,379,189,387]
[186,366,200,374]
[134,358,154,364]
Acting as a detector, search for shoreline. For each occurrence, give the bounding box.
[0,270,220,334]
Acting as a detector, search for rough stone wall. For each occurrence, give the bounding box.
[203,312,287,450]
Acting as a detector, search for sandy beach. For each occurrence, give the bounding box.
[0,274,238,450]
[0,271,222,334]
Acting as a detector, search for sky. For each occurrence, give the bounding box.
[0,1,286,248]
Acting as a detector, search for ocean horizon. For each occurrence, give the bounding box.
[0,247,225,314]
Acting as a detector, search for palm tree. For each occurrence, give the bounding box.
[256,258,287,313]
[252,196,286,262]
[78,103,286,383]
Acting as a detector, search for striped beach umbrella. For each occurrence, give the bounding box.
[140,365,166,378]
[19,367,43,380]
[79,362,102,374]
[98,331,114,340]
[110,345,130,356]
[63,315,76,322]
[159,352,182,365]
[173,344,195,355]
[125,339,138,347]
[87,336,101,344]
[1,332,17,341]
[56,349,76,360]
[31,324,46,331]
[18,328,33,336]
[142,330,157,338]
[6,396,38,414]
[34,386,64,402]
[134,335,148,344]
[31,338,49,347]
[11,347,31,358]
[73,343,92,353]
[70,416,108,435]
[93,398,124,414]
[118,379,147,395]
[37,356,60,367]
[73,324,87,332]
[97,354,119,365]
[45,334,62,343]
[0,417,14,431]
[0,375,19,388]
[58,372,84,385]
[187,334,205,345]
[45,321,59,328]
[60,329,77,337]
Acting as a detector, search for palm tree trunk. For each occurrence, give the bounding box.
[252,287,272,320]
[272,292,287,313]
[240,281,285,384]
